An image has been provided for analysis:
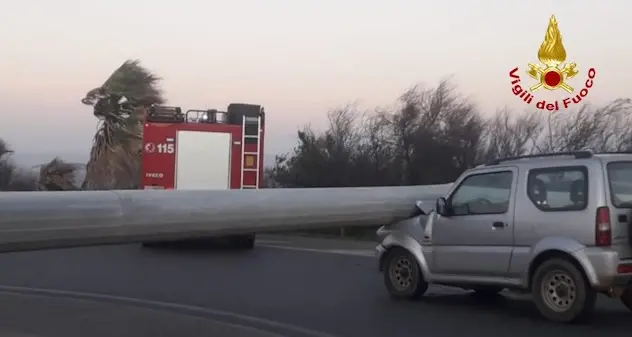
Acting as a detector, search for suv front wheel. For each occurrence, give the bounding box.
[531,258,596,323]
[383,248,428,300]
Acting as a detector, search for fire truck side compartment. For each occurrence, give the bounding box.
[175,130,231,190]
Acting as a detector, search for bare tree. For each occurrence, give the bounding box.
[594,99,632,151]
[0,139,38,191]
[438,98,484,171]
[478,109,543,162]
[388,80,484,184]
[0,139,15,189]
[537,105,608,153]
[357,110,395,184]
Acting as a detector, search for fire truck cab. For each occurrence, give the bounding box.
[140,103,265,249]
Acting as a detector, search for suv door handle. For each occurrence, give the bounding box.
[492,221,506,229]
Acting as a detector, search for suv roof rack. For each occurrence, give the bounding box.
[486,150,593,166]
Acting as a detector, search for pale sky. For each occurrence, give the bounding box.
[1,0,630,166]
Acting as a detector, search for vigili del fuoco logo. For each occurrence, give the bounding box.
[509,15,596,112]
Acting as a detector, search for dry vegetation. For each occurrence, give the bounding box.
[0,139,78,191]
[267,80,632,188]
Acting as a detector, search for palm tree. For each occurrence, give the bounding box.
[80,60,165,190]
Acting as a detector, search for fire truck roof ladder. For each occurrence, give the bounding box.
[240,115,262,189]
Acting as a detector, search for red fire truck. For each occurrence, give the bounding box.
[140,103,265,249]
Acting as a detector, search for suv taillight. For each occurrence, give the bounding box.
[595,206,612,247]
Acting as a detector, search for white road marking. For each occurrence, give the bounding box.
[256,239,291,245]
[1,291,287,337]
[259,245,374,257]
[0,285,338,337]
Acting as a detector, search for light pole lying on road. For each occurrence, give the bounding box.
[0,184,451,253]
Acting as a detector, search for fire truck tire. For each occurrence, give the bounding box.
[231,235,256,250]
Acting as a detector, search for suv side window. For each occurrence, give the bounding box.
[449,171,513,216]
[527,166,588,211]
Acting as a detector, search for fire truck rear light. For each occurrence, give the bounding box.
[595,206,612,247]
[617,264,632,274]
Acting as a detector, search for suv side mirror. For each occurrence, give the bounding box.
[436,197,449,216]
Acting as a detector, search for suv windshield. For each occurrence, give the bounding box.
[607,161,632,207]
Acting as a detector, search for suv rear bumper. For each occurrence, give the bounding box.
[581,248,632,288]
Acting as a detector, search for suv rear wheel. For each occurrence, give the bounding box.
[383,248,428,300]
[531,258,596,323]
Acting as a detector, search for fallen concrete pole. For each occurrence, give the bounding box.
[0,184,451,252]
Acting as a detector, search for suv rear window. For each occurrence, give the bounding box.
[607,162,632,208]
[527,166,588,211]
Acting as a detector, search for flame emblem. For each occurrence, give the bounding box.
[527,15,578,93]
[144,142,156,153]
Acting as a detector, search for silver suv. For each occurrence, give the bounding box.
[376,151,632,323]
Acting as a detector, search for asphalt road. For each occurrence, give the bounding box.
[0,235,629,337]
[0,292,286,337]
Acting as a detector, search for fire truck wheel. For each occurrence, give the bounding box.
[231,235,255,250]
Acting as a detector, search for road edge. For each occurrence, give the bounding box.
[0,285,338,337]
